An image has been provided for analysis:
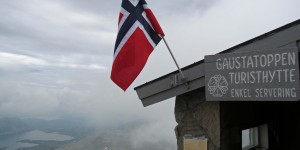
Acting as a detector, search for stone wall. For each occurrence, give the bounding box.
[174,88,220,150]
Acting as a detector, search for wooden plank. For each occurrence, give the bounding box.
[184,137,208,150]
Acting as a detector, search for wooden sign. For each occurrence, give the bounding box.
[205,48,300,101]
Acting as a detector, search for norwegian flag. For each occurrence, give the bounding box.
[111,0,164,91]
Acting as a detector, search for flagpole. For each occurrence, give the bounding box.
[161,36,185,80]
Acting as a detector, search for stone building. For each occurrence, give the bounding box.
[135,19,300,150]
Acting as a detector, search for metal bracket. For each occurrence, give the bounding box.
[170,74,190,89]
[170,74,180,87]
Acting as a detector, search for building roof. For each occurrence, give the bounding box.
[135,19,300,107]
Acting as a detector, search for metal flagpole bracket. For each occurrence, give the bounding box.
[160,35,189,89]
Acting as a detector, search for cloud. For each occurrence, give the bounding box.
[0,0,116,71]
[0,52,107,71]
[0,52,46,66]
[129,118,177,150]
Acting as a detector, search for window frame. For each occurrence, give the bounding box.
[242,127,259,150]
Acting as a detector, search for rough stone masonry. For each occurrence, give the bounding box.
[174,89,220,150]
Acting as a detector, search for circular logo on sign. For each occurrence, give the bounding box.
[208,75,228,97]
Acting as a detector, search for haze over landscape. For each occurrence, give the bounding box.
[0,0,300,149]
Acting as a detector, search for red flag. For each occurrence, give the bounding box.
[111,0,164,91]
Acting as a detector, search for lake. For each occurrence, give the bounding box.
[0,130,74,150]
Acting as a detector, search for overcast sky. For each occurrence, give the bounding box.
[0,0,300,145]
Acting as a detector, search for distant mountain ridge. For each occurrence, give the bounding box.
[0,117,93,139]
[0,117,94,150]
[56,120,176,150]
[0,117,31,136]
[0,118,176,150]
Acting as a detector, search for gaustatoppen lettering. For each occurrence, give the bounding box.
[216,52,295,70]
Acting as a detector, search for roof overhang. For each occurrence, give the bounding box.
[135,19,300,107]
